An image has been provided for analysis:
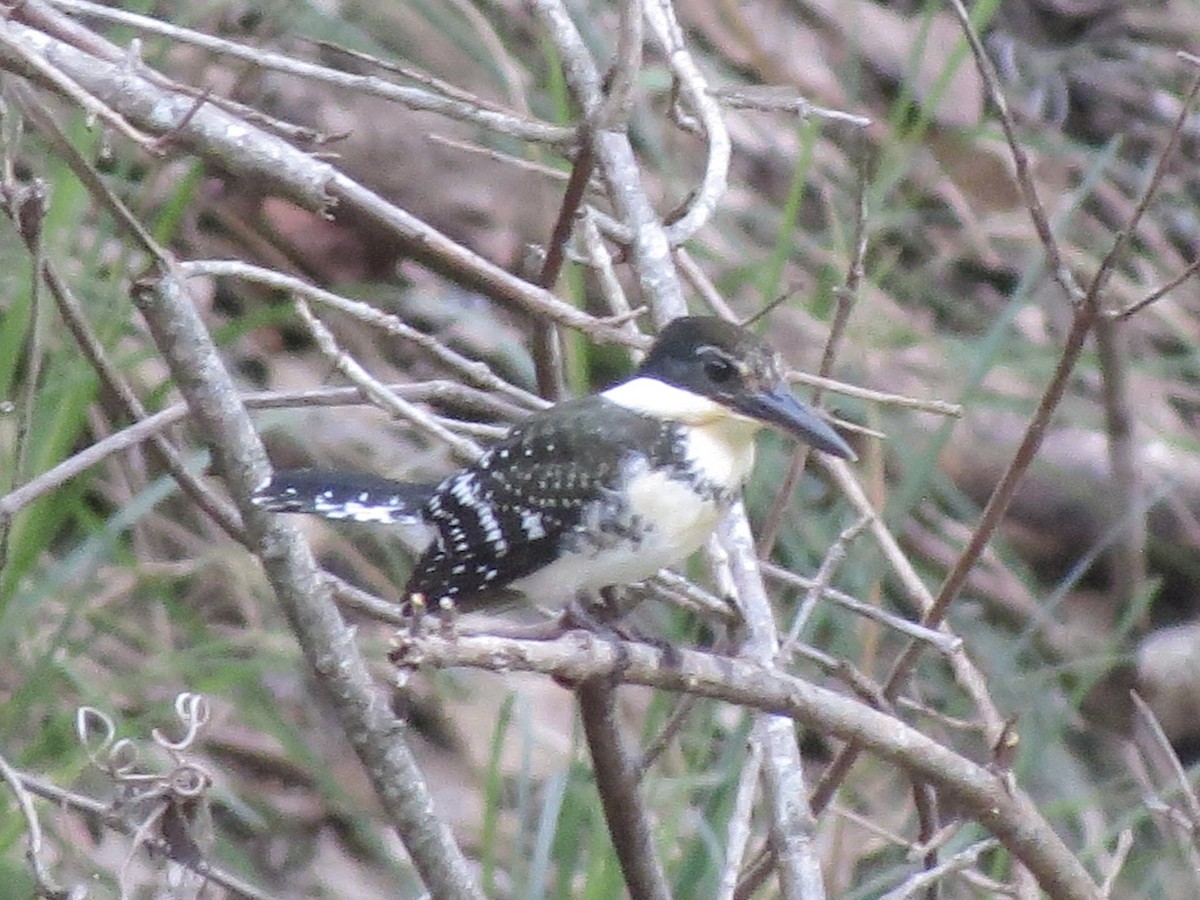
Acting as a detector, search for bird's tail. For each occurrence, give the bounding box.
[252,469,434,525]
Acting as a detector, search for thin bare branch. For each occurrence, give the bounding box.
[718,738,763,900]
[879,839,1000,900]
[711,86,872,128]
[712,507,826,898]
[645,0,730,246]
[1113,252,1200,319]
[943,0,1082,304]
[675,246,741,321]
[1086,71,1200,309]
[0,750,69,899]
[578,210,644,345]
[180,259,546,410]
[529,0,687,322]
[778,515,871,657]
[1129,692,1200,836]
[426,132,579,184]
[593,0,643,131]
[787,371,961,417]
[293,299,483,460]
[1098,830,1134,900]
[0,172,47,574]
[42,0,572,144]
[394,630,1102,900]
[0,15,157,148]
[1093,316,1145,610]
[760,562,958,654]
[0,382,522,519]
[576,679,672,900]
[533,135,598,400]
[130,267,483,900]
[757,129,872,554]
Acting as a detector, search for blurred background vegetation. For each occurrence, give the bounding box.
[3,0,1200,896]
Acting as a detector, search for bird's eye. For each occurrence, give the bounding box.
[702,354,737,385]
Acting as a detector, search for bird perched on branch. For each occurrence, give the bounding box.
[253,316,854,616]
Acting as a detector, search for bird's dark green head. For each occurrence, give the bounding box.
[634,316,855,460]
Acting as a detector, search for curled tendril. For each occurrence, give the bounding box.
[169,763,212,799]
[77,706,156,779]
[74,695,216,885]
[76,706,115,763]
[79,694,214,795]
[152,693,211,752]
[106,740,141,777]
[75,706,144,776]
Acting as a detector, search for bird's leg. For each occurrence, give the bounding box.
[402,592,428,635]
[595,586,683,669]
[560,589,632,683]
[435,596,460,639]
[596,585,625,625]
[561,589,618,633]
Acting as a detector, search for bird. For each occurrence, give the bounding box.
[252,316,855,616]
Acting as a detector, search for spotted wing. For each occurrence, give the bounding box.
[405,399,677,609]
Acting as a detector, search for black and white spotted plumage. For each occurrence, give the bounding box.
[250,470,435,525]
[254,398,732,612]
[253,316,856,614]
[407,397,730,607]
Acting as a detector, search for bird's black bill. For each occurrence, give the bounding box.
[732,387,856,460]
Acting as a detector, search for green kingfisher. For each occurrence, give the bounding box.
[252,316,855,614]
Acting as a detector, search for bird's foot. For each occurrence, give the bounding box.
[562,589,682,668]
